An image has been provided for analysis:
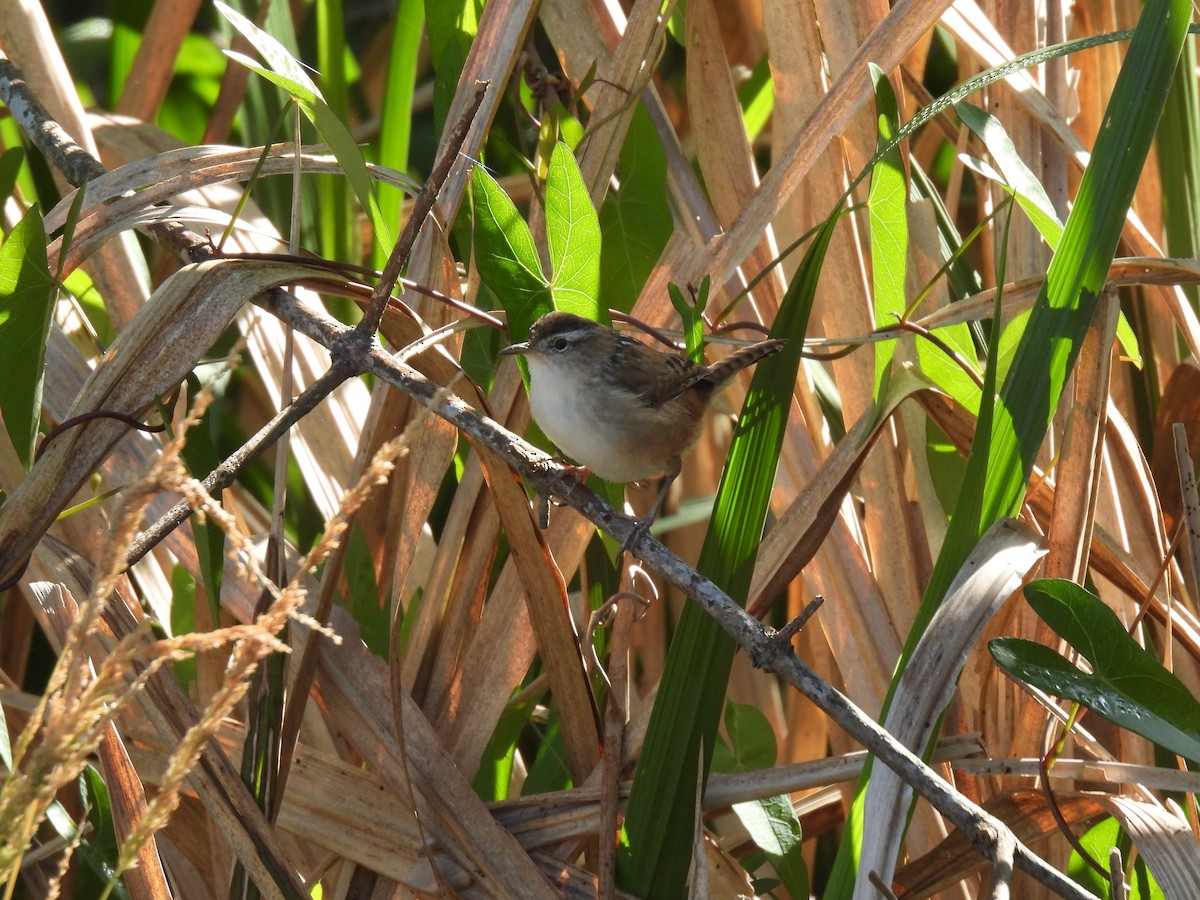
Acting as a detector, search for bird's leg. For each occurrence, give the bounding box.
[618,459,681,560]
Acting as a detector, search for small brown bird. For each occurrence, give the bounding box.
[501,311,785,528]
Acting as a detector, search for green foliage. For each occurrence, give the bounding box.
[1070,818,1163,899]
[712,703,808,899]
[544,143,602,320]
[472,141,604,337]
[425,0,482,135]
[868,63,908,394]
[668,276,707,364]
[169,565,198,691]
[375,0,425,268]
[216,0,391,253]
[77,767,130,900]
[344,523,389,659]
[992,579,1200,763]
[956,101,1064,250]
[829,1,1192,892]
[0,205,54,469]
[470,165,553,338]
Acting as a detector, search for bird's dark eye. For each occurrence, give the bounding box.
[552,337,569,352]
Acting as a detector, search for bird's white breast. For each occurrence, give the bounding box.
[525,356,657,482]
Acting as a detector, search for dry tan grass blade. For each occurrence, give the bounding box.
[0,259,331,586]
[858,519,1046,895]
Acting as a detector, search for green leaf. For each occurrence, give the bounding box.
[1158,33,1200,314]
[474,695,537,802]
[733,794,808,900]
[711,702,776,774]
[425,0,481,135]
[1071,818,1163,900]
[521,713,572,794]
[179,376,224,622]
[170,565,198,691]
[314,0,354,262]
[0,204,54,469]
[667,277,707,363]
[867,64,908,394]
[215,1,391,250]
[470,165,552,339]
[737,55,774,143]
[990,579,1200,763]
[77,768,130,900]
[956,102,1064,249]
[710,704,808,899]
[545,142,602,320]
[345,523,389,658]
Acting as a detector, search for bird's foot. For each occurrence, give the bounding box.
[616,472,676,561]
[617,511,656,562]
[533,459,590,528]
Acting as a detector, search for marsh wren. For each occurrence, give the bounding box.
[501,311,785,532]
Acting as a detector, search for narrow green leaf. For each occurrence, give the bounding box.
[1158,34,1200,313]
[990,578,1200,763]
[78,768,131,900]
[867,64,908,394]
[545,143,602,320]
[956,102,1064,250]
[474,696,537,802]
[737,55,774,143]
[212,0,302,230]
[179,375,224,623]
[170,565,198,691]
[345,523,389,658]
[109,5,141,109]
[0,205,54,469]
[668,277,707,363]
[315,0,353,262]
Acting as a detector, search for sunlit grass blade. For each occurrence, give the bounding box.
[1158,32,1200,311]
[375,0,424,270]
[314,0,353,263]
[617,214,837,899]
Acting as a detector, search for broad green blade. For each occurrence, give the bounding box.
[618,215,837,899]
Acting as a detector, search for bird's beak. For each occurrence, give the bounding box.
[499,340,529,357]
